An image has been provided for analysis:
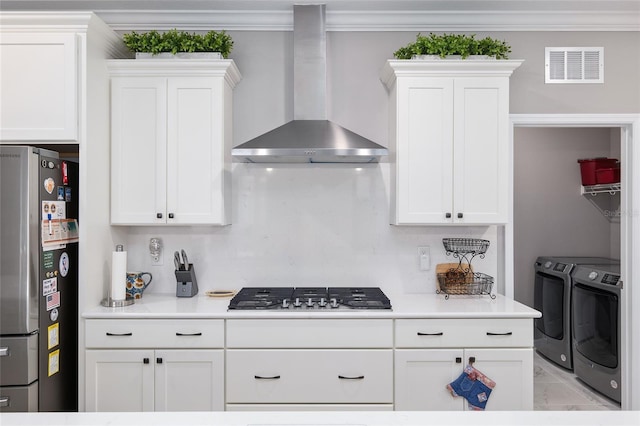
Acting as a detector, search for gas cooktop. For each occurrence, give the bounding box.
[227,287,392,311]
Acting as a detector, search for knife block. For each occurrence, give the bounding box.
[175,264,198,297]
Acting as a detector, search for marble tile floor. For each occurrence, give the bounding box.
[534,351,621,410]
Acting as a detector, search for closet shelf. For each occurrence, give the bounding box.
[581,183,621,196]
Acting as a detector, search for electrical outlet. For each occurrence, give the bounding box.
[418,246,430,271]
[151,251,164,266]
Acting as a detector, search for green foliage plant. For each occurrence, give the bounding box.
[393,33,510,60]
[122,29,234,58]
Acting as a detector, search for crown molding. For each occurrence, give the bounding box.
[94,9,639,32]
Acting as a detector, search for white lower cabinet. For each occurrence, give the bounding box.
[225,319,394,411]
[84,319,224,412]
[394,319,534,411]
[85,349,223,412]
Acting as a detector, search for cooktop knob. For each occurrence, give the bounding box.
[330,298,339,308]
[282,299,290,308]
[293,297,302,308]
[306,298,314,307]
[318,298,327,307]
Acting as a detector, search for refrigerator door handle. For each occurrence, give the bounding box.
[0,396,9,407]
[0,347,8,356]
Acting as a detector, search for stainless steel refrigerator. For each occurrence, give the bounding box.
[0,146,78,412]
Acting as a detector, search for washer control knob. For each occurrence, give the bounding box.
[282,299,290,308]
[330,298,339,308]
[293,297,302,307]
[544,261,553,269]
[318,298,327,307]
[306,298,314,307]
[588,271,599,280]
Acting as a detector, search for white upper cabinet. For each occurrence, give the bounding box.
[109,60,241,225]
[381,60,522,225]
[0,33,78,141]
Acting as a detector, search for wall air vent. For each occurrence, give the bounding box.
[545,47,604,84]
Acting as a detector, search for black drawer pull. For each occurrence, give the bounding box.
[457,212,464,219]
[455,357,462,363]
[486,332,513,336]
[254,375,281,380]
[338,375,365,380]
[143,358,150,364]
[156,213,163,219]
[156,358,163,364]
[106,332,133,336]
[469,356,476,365]
[176,332,202,336]
[417,332,444,336]
[445,212,452,218]
[168,213,174,219]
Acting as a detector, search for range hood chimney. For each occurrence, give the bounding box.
[232,4,388,163]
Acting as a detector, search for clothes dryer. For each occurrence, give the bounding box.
[533,256,618,370]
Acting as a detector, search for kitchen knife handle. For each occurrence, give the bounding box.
[176,332,202,336]
[338,375,365,380]
[106,332,133,336]
[254,375,281,380]
[486,331,513,336]
[417,332,444,336]
[0,347,9,356]
[0,396,9,407]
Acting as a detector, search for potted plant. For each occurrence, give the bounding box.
[122,29,234,59]
[393,33,511,60]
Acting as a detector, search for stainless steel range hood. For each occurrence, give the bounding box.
[232,4,388,163]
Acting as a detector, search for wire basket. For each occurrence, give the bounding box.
[442,238,490,254]
[437,271,495,299]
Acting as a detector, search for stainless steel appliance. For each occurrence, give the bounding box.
[228,287,392,310]
[572,264,622,403]
[533,256,617,370]
[0,146,79,412]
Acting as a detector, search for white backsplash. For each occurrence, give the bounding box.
[122,163,497,296]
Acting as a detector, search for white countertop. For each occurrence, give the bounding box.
[1,410,638,426]
[82,292,540,319]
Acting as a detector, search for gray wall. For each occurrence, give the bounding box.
[513,127,620,307]
[227,30,639,150]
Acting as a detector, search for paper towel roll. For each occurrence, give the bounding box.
[111,247,127,301]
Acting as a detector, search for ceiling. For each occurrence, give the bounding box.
[0,1,638,31]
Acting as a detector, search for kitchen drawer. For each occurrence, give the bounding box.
[85,319,224,348]
[395,318,532,348]
[226,349,393,403]
[226,319,393,348]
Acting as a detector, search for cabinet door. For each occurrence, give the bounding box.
[394,349,463,411]
[0,33,78,141]
[154,350,224,411]
[466,348,533,410]
[453,77,509,224]
[166,78,227,225]
[395,78,454,224]
[111,77,167,225]
[85,350,154,412]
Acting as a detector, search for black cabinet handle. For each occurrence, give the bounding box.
[338,375,365,380]
[157,213,163,219]
[254,375,280,380]
[168,213,174,219]
[455,357,462,363]
[176,332,202,336]
[486,332,513,336]
[143,358,150,364]
[457,212,463,218]
[445,212,452,218]
[417,332,444,336]
[106,332,132,336]
[156,358,163,364]
[469,356,476,365]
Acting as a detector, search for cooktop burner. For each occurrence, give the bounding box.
[228,287,391,311]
